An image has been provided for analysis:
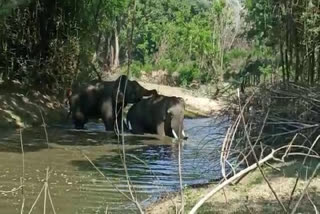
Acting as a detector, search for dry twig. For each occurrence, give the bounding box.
[290,163,320,214]
[189,150,276,214]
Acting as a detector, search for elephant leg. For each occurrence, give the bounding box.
[156,122,166,137]
[74,120,85,129]
[101,100,114,131]
[72,110,87,129]
[102,115,114,131]
[114,108,128,132]
[127,120,144,134]
[101,106,114,131]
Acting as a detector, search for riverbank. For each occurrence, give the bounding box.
[146,160,320,213]
[0,82,67,129]
[139,82,225,116]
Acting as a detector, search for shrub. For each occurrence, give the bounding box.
[176,63,200,86]
[130,61,143,78]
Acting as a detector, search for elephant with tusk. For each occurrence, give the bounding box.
[65,75,158,132]
[127,94,188,140]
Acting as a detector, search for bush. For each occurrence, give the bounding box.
[154,59,178,73]
[130,61,143,78]
[176,63,200,86]
[141,63,153,73]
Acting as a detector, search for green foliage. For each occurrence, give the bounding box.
[128,61,154,78]
[226,48,248,61]
[130,61,143,78]
[129,0,244,88]
[154,59,178,73]
[0,0,251,92]
[260,64,273,76]
[245,0,320,84]
[176,63,200,86]
[0,0,129,91]
[0,0,29,17]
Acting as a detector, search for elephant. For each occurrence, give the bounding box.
[66,75,157,131]
[126,94,187,139]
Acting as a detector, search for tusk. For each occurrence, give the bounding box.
[172,129,178,139]
[182,130,186,137]
[142,95,153,99]
[128,121,132,131]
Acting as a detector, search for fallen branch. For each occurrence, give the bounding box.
[0,185,23,194]
[189,149,275,214]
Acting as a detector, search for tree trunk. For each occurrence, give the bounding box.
[285,49,289,82]
[111,26,120,70]
[318,46,320,82]
[294,25,300,82]
[280,41,286,83]
[103,34,112,72]
[109,43,114,69]
[285,0,290,82]
[288,0,293,74]
[310,47,315,85]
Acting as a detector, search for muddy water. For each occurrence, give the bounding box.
[0,118,228,213]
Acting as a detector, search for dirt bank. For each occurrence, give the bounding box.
[139,82,225,116]
[146,160,320,213]
[0,82,67,129]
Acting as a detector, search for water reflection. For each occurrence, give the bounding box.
[0,117,229,213]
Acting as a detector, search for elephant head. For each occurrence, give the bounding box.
[112,75,157,105]
[164,97,187,140]
[127,94,187,140]
[111,75,157,132]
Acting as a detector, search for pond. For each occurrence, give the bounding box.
[0,117,228,213]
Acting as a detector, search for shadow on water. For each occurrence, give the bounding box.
[0,117,229,213]
[0,122,160,153]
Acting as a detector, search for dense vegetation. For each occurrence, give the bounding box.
[0,0,319,93]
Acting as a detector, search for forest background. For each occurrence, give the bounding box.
[1,0,319,95]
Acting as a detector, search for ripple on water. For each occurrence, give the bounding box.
[0,117,229,213]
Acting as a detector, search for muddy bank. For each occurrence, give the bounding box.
[146,160,320,213]
[0,83,67,129]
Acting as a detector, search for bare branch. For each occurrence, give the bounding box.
[189,150,276,214]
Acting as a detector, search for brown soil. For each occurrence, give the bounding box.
[0,82,67,129]
[146,160,320,214]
